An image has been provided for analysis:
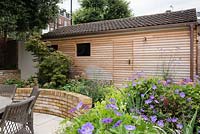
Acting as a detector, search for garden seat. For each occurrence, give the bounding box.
[27,86,41,134]
[0,96,35,134]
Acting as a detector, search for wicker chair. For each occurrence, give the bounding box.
[0,96,35,134]
[27,87,41,134]
[0,84,17,100]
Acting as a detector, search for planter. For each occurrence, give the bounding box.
[15,88,92,118]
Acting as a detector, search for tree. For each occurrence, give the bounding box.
[0,0,61,41]
[73,0,132,24]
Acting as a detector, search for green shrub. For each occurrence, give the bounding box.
[123,75,200,133]
[4,79,26,88]
[59,76,200,134]
[62,79,112,104]
[4,76,38,88]
[25,34,71,88]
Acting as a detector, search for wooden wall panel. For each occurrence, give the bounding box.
[113,40,133,87]
[48,27,196,86]
[133,30,191,81]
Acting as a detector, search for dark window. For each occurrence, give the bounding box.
[47,45,58,52]
[77,43,90,56]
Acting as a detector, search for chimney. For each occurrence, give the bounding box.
[165,10,172,13]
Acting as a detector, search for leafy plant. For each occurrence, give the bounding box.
[124,75,200,133]
[62,79,112,104]
[4,79,26,88]
[183,109,198,134]
[25,34,72,88]
[59,93,161,134]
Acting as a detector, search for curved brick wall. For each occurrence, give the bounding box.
[15,88,92,118]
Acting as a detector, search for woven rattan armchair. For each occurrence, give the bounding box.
[0,96,35,134]
[0,84,17,100]
[27,86,41,134]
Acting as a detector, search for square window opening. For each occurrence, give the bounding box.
[77,43,91,56]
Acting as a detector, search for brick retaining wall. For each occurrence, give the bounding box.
[0,70,20,84]
[15,88,92,118]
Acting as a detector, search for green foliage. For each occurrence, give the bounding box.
[62,79,112,104]
[59,92,160,134]
[183,109,198,134]
[124,75,200,133]
[0,0,60,39]
[4,76,38,88]
[73,0,132,24]
[4,79,26,88]
[25,34,71,88]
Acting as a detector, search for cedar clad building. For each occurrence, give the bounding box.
[43,9,199,87]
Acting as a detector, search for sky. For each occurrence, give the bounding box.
[59,0,200,16]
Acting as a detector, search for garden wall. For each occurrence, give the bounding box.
[15,88,92,118]
[0,70,20,84]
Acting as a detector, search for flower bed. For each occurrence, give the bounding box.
[59,74,200,134]
[15,88,92,118]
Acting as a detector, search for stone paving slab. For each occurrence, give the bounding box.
[34,113,63,134]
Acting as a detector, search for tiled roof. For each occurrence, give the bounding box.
[42,9,197,39]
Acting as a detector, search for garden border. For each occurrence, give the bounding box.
[15,88,92,118]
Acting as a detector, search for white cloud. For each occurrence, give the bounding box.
[59,0,200,16]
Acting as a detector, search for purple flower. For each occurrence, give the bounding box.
[69,102,83,113]
[76,102,83,110]
[171,117,178,123]
[114,110,122,116]
[102,118,113,124]
[150,95,155,100]
[176,123,183,129]
[83,105,89,110]
[141,94,145,98]
[153,109,157,114]
[187,97,192,102]
[124,125,136,131]
[150,115,157,123]
[160,96,164,101]
[157,120,164,128]
[132,82,137,87]
[166,118,172,122]
[166,79,171,84]
[179,92,185,98]
[106,104,118,110]
[141,115,148,121]
[145,99,152,104]
[110,98,116,104]
[113,120,122,128]
[78,122,94,134]
[69,108,77,113]
[154,100,159,104]
[152,85,157,90]
[140,109,145,112]
[184,78,192,83]
[150,105,154,109]
[175,89,179,94]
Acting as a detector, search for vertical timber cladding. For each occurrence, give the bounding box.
[54,27,193,86]
[113,40,134,87]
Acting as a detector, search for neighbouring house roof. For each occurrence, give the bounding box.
[42,8,197,39]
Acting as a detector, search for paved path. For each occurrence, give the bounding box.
[34,113,63,134]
